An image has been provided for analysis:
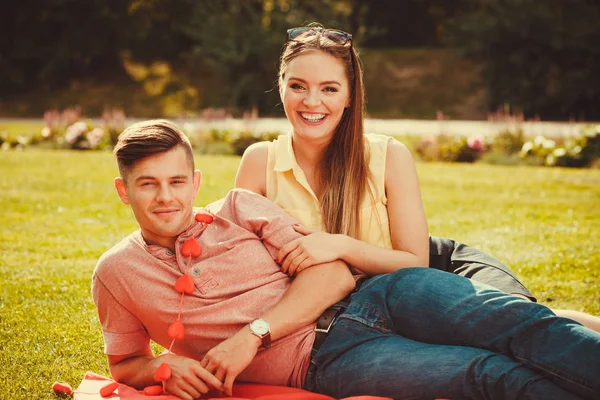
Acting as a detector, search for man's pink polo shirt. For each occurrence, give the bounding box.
[92,189,316,388]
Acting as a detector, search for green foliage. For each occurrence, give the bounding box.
[1,150,598,398]
[411,124,598,169]
[520,125,600,168]
[446,0,600,120]
[491,129,525,155]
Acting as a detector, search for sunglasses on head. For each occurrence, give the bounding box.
[286,27,352,46]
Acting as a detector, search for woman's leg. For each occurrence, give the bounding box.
[308,317,584,400]
[352,268,600,399]
[429,235,535,300]
[429,236,600,333]
[553,309,600,333]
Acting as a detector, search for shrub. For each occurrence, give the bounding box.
[492,129,525,154]
[230,131,280,156]
[415,134,486,163]
[102,106,126,146]
[519,125,599,168]
[62,121,108,150]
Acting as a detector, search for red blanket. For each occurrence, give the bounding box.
[73,372,392,400]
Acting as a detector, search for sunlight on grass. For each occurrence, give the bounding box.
[1,149,598,398]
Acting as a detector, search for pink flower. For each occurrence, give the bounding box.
[467,136,485,152]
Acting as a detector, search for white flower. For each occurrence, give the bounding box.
[41,126,52,138]
[570,145,582,156]
[65,121,88,144]
[542,139,556,149]
[533,135,546,146]
[520,141,533,155]
[553,148,566,157]
[86,128,105,148]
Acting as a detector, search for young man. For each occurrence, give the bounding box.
[92,120,599,400]
[93,119,355,399]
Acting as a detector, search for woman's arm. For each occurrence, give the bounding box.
[338,139,430,273]
[236,138,430,275]
[234,141,268,195]
[279,139,430,275]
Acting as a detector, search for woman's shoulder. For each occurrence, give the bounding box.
[364,132,393,145]
[364,133,410,155]
[242,140,271,160]
[235,141,271,195]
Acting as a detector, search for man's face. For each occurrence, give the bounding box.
[115,146,200,249]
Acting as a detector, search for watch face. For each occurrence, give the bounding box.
[251,319,270,335]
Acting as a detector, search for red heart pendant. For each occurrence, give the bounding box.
[154,362,172,382]
[100,382,119,397]
[168,319,185,340]
[195,213,214,224]
[143,385,163,396]
[181,237,201,258]
[174,273,194,294]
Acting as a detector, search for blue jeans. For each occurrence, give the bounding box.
[304,268,600,400]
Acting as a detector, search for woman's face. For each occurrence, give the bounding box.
[280,50,350,144]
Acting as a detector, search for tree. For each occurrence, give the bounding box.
[0,0,130,93]
[446,0,600,120]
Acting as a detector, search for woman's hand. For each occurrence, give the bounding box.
[200,327,261,396]
[277,228,347,276]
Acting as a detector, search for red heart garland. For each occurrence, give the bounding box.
[181,237,201,258]
[143,385,164,396]
[100,382,119,397]
[155,213,213,388]
[174,273,194,294]
[154,362,172,382]
[168,319,185,340]
[195,213,214,224]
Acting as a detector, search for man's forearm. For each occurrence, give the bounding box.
[261,259,355,341]
[110,352,163,389]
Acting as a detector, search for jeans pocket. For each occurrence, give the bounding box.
[338,301,392,334]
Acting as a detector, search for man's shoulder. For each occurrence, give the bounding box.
[94,232,141,276]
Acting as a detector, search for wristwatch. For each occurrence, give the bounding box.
[249,318,271,348]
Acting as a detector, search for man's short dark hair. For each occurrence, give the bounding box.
[114,119,195,181]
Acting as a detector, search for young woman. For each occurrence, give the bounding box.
[235,25,599,333]
[231,26,600,400]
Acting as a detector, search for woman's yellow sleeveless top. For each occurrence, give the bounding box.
[265,133,393,249]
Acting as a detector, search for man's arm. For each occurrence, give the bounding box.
[201,189,356,395]
[107,345,223,400]
[201,259,355,396]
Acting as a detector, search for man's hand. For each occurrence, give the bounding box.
[200,326,261,396]
[163,354,223,400]
[277,229,347,276]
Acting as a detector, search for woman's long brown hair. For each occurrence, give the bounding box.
[279,26,375,239]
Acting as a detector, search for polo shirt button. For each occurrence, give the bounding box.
[166,250,173,256]
[193,268,201,276]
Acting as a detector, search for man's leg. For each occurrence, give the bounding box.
[350,268,600,399]
[308,317,584,400]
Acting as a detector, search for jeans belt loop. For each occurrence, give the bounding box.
[312,303,346,354]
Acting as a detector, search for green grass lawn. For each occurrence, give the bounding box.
[1,149,599,399]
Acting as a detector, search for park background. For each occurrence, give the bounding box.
[1,1,599,399]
